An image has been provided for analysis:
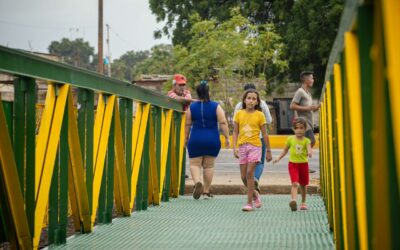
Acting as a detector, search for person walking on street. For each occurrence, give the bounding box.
[273,118,312,211]
[234,83,272,193]
[290,71,320,173]
[185,81,230,199]
[233,89,272,211]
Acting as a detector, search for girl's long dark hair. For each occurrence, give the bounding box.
[196,83,210,101]
[241,89,261,111]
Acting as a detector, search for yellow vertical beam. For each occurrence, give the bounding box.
[34,84,69,248]
[131,103,142,174]
[113,100,130,216]
[326,81,337,238]
[158,109,173,202]
[35,84,56,195]
[91,95,115,226]
[333,64,349,249]
[67,89,91,232]
[381,0,400,193]
[170,117,178,197]
[0,97,32,249]
[344,31,368,250]
[129,103,150,210]
[177,112,186,194]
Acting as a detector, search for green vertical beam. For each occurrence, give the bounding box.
[25,78,36,237]
[48,99,68,245]
[58,106,68,244]
[13,78,26,194]
[78,89,94,214]
[119,98,133,196]
[105,115,115,223]
[357,7,374,248]
[162,114,173,202]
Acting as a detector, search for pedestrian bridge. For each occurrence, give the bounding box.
[0,1,399,249]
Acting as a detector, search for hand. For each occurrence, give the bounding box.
[272,159,279,165]
[225,138,230,149]
[233,148,239,159]
[308,152,312,158]
[266,151,272,162]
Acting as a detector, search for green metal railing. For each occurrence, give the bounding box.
[320,0,400,249]
[0,45,187,249]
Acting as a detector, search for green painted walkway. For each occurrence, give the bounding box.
[51,195,334,249]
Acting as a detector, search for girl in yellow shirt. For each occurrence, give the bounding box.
[233,89,272,211]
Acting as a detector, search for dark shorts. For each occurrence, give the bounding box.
[305,129,316,147]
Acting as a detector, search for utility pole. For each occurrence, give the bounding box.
[106,24,111,77]
[97,0,104,74]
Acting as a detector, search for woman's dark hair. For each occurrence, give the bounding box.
[196,82,210,101]
[241,89,261,111]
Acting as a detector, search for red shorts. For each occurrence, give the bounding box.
[288,162,309,186]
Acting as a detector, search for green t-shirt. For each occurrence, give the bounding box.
[286,136,311,163]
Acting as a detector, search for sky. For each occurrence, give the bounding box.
[0,0,171,60]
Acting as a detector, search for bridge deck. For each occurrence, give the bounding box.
[51,195,334,249]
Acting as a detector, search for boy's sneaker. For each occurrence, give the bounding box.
[242,204,254,212]
[203,193,213,199]
[253,191,262,208]
[193,182,203,200]
[289,200,297,211]
[300,203,308,210]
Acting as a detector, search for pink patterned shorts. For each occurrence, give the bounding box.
[238,143,262,164]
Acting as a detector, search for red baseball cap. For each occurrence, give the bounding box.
[173,74,186,84]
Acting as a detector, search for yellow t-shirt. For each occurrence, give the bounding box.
[286,136,311,163]
[234,110,266,147]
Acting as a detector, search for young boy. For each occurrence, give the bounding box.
[273,118,312,211]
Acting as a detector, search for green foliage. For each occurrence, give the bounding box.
[149,0,344,97]
[172,9,287,119]
[111,50,149,81]
[48,38,95,70]
[133,44,175,77]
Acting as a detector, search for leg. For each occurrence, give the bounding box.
[189,157,202,184]
[202,156,215,194]
[288,162,299,211]
[299,162,309,210]
[246,162,257,205]
[189,157,203,199]
[240,164,248,186]
[291,182,299,201]
[300,185,307,203]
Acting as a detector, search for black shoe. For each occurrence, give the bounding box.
[309,169,316,173]
[193,182,203,200]
[185,174,189,178]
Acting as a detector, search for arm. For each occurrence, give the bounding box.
[216,105,230,148]
[184,108,192,146]
[232,122,239,158]
[273,146,289,164]
[307,143,312,158]
[260,124,272,162]
[261,101,273,124]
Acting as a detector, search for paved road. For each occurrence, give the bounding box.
[185,149,320,191]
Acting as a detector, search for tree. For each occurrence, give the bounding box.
[149,0,344,96]
[48,38,95,70]
[133,44,175,77]
[111,50,150,81]
[173,9,287,120]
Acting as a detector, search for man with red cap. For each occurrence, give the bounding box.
[168,74,196,110]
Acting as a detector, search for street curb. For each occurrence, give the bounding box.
[184,184,320,195]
